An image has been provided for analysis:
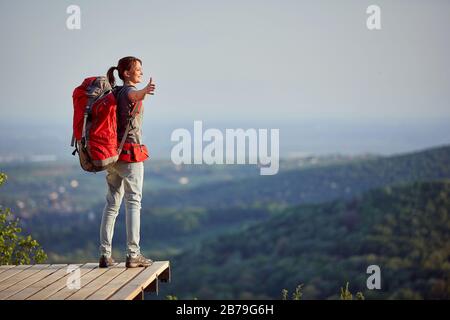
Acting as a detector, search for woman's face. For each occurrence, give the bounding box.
[125,61,143,84]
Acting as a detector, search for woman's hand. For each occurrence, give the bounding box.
[144,78,155,95]
[129,78,156,102]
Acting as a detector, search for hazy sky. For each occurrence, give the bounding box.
[0,0,449,158]
[1,0,449,123]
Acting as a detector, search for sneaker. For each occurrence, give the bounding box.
[99,255,115,268]
[126,253,153,268]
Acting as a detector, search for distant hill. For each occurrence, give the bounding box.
[12,144,450,268]
[144,145,450,210]
[163,180,450,299]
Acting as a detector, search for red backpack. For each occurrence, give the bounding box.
[70,76,141,172]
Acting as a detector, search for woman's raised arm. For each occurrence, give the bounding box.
[128,78,155,102]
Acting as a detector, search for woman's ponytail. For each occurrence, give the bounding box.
[107,66,118,87]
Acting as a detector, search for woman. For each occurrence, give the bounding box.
[99,56,156,268]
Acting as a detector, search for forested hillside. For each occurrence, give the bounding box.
[164,180,450,299]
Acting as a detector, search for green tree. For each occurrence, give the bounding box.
[0,173,47,265]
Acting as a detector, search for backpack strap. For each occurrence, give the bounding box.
[117,89,142,155]
[81,102,92,148]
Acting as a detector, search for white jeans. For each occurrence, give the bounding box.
[99,161,144,258]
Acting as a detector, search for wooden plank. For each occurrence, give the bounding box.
[66,263,127,300]
[8,264,83,300]
[108,261,170,300]
[0,265,16,275]
[46,264,116,300]
[86,267,144,300]
[0,265,34,283]
[159,265,171,283]
[0,265,49,290]
[0,265,67,300]
[27,263,97,300]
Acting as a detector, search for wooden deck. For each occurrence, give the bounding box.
[0,261,170,300]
